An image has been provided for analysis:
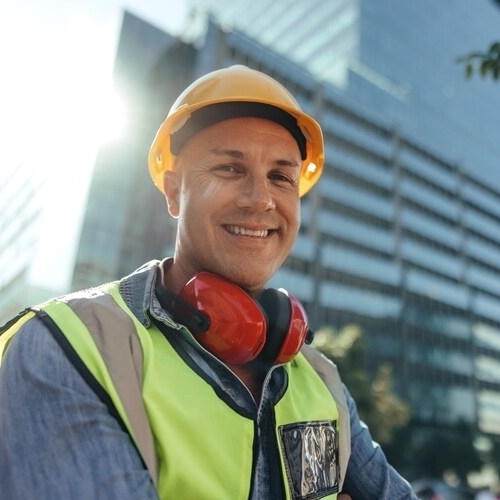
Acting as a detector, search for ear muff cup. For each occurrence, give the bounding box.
[179,273,267,365]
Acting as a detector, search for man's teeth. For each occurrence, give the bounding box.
[226,226,268,237]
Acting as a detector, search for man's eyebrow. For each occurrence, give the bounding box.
[209,147,245,159]
[274,158,301,168]
[210,147,301,168]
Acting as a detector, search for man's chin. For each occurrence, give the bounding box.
[215,270,272,296]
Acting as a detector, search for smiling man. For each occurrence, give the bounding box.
[0,65,417,499]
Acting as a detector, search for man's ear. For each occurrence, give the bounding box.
[164,170,180,218]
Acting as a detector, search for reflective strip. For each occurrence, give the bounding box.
[301,345,350,492]
[43,286,158,486]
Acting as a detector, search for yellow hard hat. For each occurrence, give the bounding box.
[148,65,324,197]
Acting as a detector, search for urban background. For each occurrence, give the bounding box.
[2,0,500,495]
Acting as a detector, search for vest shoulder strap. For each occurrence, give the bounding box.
[301,344,351,491]
[0,310,36,361]
[34,287,159,487]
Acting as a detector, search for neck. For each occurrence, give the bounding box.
[227,359,271,403]
[160,257,188,294]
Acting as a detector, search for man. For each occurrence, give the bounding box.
[0,65,417,499]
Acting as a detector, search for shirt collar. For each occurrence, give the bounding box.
[118,258,179,330]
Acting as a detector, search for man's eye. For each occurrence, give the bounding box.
[216,164,238,172]
[271,172,294,183]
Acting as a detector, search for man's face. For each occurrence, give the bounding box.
[164,116,302,294]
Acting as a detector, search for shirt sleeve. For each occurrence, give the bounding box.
[0,316,158,500]
[341,384,418,500]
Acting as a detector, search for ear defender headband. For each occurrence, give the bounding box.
[155,272,314,365]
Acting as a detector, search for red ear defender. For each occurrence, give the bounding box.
[179,273,267,365]
[177,272,313,365]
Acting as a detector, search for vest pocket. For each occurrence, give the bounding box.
[278,420,339,500]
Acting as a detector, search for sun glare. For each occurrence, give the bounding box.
[96,88,128,144]
[0,12,123,182]
[0,9,126,291]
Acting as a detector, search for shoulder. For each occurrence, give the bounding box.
[1,313,81,392]
[2,311,54,355]
[0,314,157,499]
[0,311,107,429]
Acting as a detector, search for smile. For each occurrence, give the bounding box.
[224,225,269,238]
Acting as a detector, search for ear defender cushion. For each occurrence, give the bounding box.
[257,288,311,365]
[257,288,293,364]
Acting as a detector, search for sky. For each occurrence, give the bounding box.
[0,0,190,174]
[0,0,190,291]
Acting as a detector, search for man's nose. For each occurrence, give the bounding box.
[236,174,276,211]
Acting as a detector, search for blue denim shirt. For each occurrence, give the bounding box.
[0,261,417,499]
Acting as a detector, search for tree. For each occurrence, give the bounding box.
[313,326,486,482]
[479,434,500,475]
[457,41,500,80]
[311,325,410,445]
[384,419,485,482]
[412,421,483,482]
[456,0,500,80]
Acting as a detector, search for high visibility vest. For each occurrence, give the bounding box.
[0,279,350,499]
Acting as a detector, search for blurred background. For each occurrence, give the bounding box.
[2,0,500,496]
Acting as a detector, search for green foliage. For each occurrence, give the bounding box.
[312,325,409,445]
[479,434,500,474]
[312,325,487,482]
[415,421,482,482]
[386,420,483,482]
[369,364,411,444]
[457,41,500,80]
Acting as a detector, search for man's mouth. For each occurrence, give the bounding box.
[224,225,269,238]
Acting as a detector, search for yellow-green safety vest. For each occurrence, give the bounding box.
[0,280,350,499]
